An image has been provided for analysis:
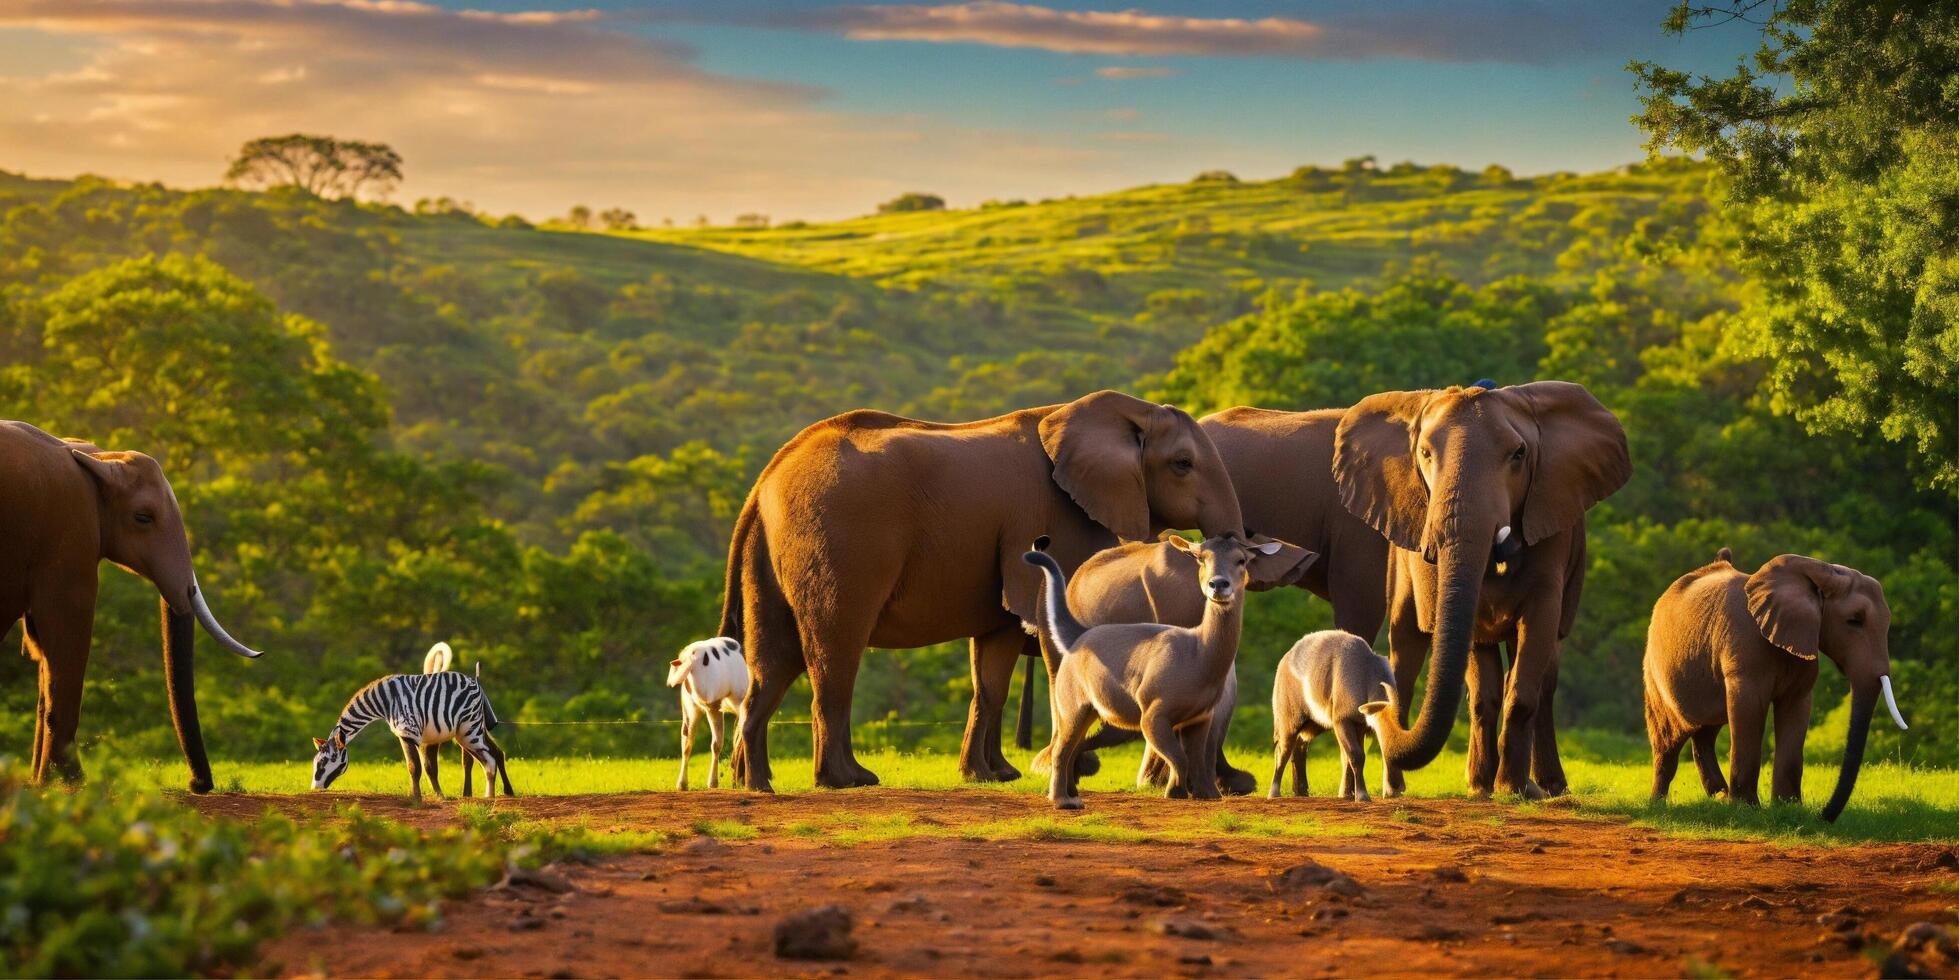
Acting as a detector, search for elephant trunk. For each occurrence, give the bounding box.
[162,598,214,794]
[1381,534,1484,770]
[1819,672,1907,823]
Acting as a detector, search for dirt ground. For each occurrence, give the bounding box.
[190,790,1959,979]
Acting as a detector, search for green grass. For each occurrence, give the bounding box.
[109,731,1959,846]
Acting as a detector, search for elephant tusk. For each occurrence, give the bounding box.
[191,577,263,659]
[1880,675,1908,731]
[1497,525,1511,544]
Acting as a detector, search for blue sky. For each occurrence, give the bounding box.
[0,1,1761,220]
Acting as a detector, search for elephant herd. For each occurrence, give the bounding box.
[714,381,1908,821]
[1,379,1909,820]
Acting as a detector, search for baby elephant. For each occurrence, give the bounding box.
[1270,631,1395,801]
[1644,549,1908,822]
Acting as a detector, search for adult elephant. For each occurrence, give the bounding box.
[1,421,263,792]
[1337,382,1630,799]
[720,391,1244,792]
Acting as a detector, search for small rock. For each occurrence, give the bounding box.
[1915,848,1959,872]
[1413,925,1466,942]
[884,895,931,915]
[1527,844,1546,854]
[1048,949,1085,964]
[451,947,484,961]
[1178,953,1213,966]
[1121,884,1187,907]
[1150,917,1218,941]
[774,905,856,961]
[1604,940,1650,956]
[1430,864,1469,883]
[659,896,730,915]
[513,915,545,932]
[680,835,732,857]
[1734,895,1776,912]
[1272,861,1365,899]
[1818,912,1862,934]
[1034,874,1058,888]
[638,871,659,882]
[496,866,576,895]
[1492,911,1546,925]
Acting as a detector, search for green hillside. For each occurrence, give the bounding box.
[0,161,1950,774]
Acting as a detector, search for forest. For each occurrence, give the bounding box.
[0,155,1952,771]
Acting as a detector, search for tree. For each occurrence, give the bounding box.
[877,192,945,214]
[598,207,638,231]
[1632,0,1959,490]
[565,205,593,229]
[224,134,403,200]
[734,213,770,229]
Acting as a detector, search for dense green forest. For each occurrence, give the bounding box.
[0,155,1952,774]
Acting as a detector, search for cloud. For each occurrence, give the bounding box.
[0,0,1230,220]
[1094,66,1178,80]
[667,1,1632,66]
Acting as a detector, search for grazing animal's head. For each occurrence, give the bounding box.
[310,733,348,790]
[669,636,742,687]
[1165,533,1279,608]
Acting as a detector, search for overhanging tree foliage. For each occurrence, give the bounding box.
[224,134,404,200]
[1631,0,1959,491]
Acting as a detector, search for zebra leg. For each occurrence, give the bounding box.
[422,744,444,799]
[706,707,727,790]
[488,735,514,796]
[463,727,500,799]
[399,736,425,802]
[461,743,474,798]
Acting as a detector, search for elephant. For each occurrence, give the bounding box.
[1028,530,1318,795]
[1338,382,1630,799]
[719,391,1245,791]
[1644,548,1907,822]
[1,420,262,791]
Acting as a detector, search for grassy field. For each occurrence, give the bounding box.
[117,734,1959,847]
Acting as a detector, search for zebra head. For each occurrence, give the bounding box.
[310,733,349,789]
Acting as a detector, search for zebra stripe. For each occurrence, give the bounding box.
[330,672,492,745]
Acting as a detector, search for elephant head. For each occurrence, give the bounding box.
[1745,555,1906,822]
[1040,391,1245,541]
[70,448,261,793]
[1333,381,1630,770]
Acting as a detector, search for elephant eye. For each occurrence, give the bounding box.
[133,512,154,526]
[1170,458,1193,475]
[1848,613,1865,627]
[1510,445,1527,463]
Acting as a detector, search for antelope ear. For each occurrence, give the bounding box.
[1039,391,1165,542]
[1247,537,1317,591]
[1744,555,1846,661]
[1333,390,1432,552]
[1500,381,1631,545]
[312,737,328,750]
[1164,533,1196,554]
[70,448,122,486]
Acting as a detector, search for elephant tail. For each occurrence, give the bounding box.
[719,492,762,643]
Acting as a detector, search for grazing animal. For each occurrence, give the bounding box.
[1028,530,1318,795]
[668,636,748,790]
[1269,631,1397,801]
[1644,549,1907,822]
[1025,533,1272,810]
[311,671,506,801]
[1,420,263,793]
[416,642,514,798]
[718,391,1245,792]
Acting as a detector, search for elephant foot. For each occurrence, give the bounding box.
[960,760,1019,783]
[1538,780,1569,798]
[1055,796,1084,811]
[187,776,214,795]
[1381,785,1404,799]
[1353,790,1372,803]
[1497,780,1546,801]
[817,766,880,789]
[1467,786,1494,801]
[1217,766,1258,797]
[991,759,1022,782]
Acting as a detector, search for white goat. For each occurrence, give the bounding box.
[667,636,748,790]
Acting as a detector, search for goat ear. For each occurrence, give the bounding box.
[312,737,327,750]
[670,658,683,667]
[1164,533,1195,554]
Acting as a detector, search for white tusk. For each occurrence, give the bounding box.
[1880,675,1908,731]
[191,576,263,659]
[1496,525,1512,544]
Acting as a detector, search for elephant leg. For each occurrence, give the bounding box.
[1329,531,1391,647]
[736,638,803,794]
[1495,615,1556,800]
[30,662,47,777]
[1335,719,1370,803]
[1531,660,1568,797]
[961,626,1023,783]
[1383,606,1428,798]
[807,618,877,789]
[422,744,444,799]
[1723,684,1768,807]
[1645,693,1687,801]
[1770,691,1811,804]
[1464,641,1504,798]
[25,602,93,785]
[1690,726,1728,798]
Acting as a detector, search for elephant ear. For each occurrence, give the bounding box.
[70,448,125,487]
[1333,390,1432,553]
[1246,535,1318,591]
[1507,381,1631,545]
[1040,391,1163,542]
[1745,555,1849,661]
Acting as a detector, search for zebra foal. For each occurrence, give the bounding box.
[311,661,507,801]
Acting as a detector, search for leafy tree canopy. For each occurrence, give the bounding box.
[225,134,403,200]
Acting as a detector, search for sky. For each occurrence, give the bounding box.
[0,1,1763,222]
